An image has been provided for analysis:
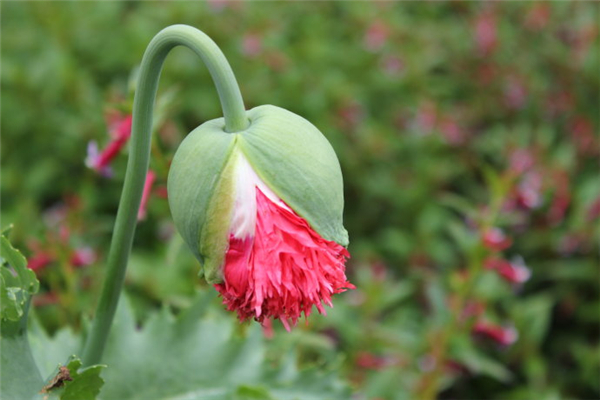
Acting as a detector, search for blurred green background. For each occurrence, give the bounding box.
[2,2,599,399]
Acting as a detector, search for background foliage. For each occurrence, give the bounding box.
[2,2,599,399]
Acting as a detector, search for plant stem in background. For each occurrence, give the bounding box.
[416,248,486,400]
[82,24,249,367]
[415,178,511,399]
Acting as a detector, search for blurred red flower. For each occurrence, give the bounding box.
[504,76,528,110]
[27,251,53,271]
[86,113,132,176]
[70,247,97,268]
[364,20,389,52]
[137,170,157,221]
[474,9,498,56]
[524,4,551,31]
[482,228,513,252]
[473,321,518,346]
[241,33,262,58]
[484,257,531,284]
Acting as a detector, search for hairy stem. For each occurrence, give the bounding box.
[82,25,248,366]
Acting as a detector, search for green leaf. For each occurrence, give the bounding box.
[451,337,513,383]
[29,290,350,400]
[1,313,45,400]
[512,294,554,345]
[446,220,477,254]
[1,234,40,321]
[28,315,82,380]
[96,291,350,400]
[42,357,106,400]
[0,234,44,400]
[1,224,13,236]
[438,193,476,217]
[233,385,274,400]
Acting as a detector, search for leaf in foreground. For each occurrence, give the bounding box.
[100,291,350,400]
[1,234,39,321]
[31,291,350,400]
[0,233,44,400]
[42,357,105,400]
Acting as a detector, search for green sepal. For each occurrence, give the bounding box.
[167,119,237,280]
[199,146,241,283]
[239,105,348,247]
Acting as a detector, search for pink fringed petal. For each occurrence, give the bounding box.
[214,188,353,330]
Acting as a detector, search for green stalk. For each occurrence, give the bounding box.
[82,25,249,367]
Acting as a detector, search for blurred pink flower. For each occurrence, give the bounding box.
[473,321,518,346]
[59,225,70,244]
[418,354,436,372]
[587,196,600,221]
[86,114,132,176]
[474,9,498,55]
[70,247,97,268]
[570,116,598,156]
[265,51,289,72]
[508,148,535,174]
[445,360,471,376]
[503,165,544,213]
[524,4,551,31]
[43,203,69,229]
[30,197,97,272]
[515,171,543,209]
[28,245,98,271]
[241,33,262,58]
[337,102,364,131]
[207,0,240,12]
[137,170,157,221]
[484,256,531,284]
[547,171,571,226]
[155,185,169,199]
[370,261,388,282]
[482,227,513,252]
[380,55,404,76]
[364,21,389,52]
[504,76,528,110]
[572,24,599,66]
[27,251,54,271]
[356,351,400,370]
[439,116,465,145]
[414,101,437,135]
[461,300,486,321]
[545,90,574,118]
[33,292,59,307]
[558,233,585,256]
[476,63,498,86]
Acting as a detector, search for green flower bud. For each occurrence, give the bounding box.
[168,105,348,284]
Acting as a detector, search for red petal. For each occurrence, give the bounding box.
[215,188,353,330]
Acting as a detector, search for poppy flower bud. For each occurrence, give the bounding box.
[168,105,353,329]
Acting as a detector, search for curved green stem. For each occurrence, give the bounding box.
[82,25,249,367]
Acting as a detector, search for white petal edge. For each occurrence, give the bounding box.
[229,151,289,239]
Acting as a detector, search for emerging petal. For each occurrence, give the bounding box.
[214,158,353,330]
